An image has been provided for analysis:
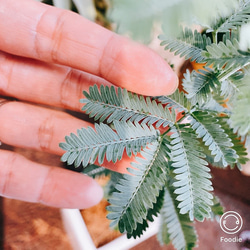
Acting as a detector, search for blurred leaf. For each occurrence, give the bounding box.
[108,0,238,43]
[231,74,250,137]
[108,0,193,43]
[53,0,71,9]
[73,0,96,20]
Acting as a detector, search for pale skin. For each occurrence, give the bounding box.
[0,0,178,209]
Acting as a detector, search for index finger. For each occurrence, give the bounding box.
[0,0,178,96]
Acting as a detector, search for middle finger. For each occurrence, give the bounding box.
[0,51,111,110]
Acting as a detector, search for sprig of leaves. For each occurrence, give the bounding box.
[60,120,160,167]
[81,84,175,127]
[212,0,250,33]
[59,3,250,250]
[107,139,169,234]
[159,28,211,63]
[158,184,197,250]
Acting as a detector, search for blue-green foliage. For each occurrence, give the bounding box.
[188,111,237,167]
[212,0,250,33]
[182,68,221,105]
[60,2,250,249]
[81,84,175,127]
[230,74,250,137]
[159,28,211,63]
[203,39,250,70]
[106,139,169,234]
[158,184,197,250]
[60,120,160,167]
[60,83,248,249]
[170,126,214,221]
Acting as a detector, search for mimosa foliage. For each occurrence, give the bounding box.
[211,0,250,33]
[159,28,211,63]
[60,1,250,249]
[157,184,197,250]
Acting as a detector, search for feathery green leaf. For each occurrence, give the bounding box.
[60,121,159,167]
[203,39,250,70]
[219,117,249,169]
[159,28,211,63]
[157,89,193,113]
[158,183,197,250]
[189,111,238,167]
[214,0,250,33]
[81,164,112,178]
[169,127,213,221]
[81,84,175,127]
[183,68,220,106]
[219,70,244,101]
[230,74,250,137]
[107,138,170,234]
[127,189,165,239]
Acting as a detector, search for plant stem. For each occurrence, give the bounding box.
[212,31,218,44]
[218,62,250,82]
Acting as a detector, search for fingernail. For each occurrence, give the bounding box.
[83,179,104,208]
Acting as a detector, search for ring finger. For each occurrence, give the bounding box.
[0,100,130,173]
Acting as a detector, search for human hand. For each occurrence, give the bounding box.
[0,0,178,209]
